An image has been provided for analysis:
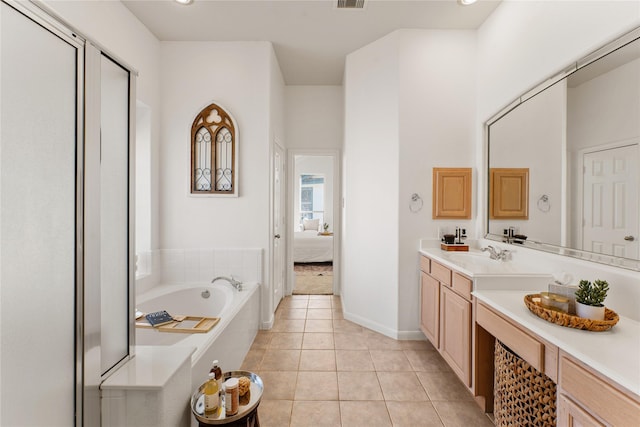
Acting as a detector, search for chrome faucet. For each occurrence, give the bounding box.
[481,245,510,261]
[212,275,243,291]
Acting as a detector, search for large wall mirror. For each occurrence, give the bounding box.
[486,27,640,271]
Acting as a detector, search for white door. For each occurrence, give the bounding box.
[583,144,639,259]
[272,143,286,308]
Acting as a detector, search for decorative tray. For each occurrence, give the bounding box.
[524,294,619,332]
[191,371,263,425]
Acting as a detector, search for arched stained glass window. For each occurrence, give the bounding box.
[191,103,237,194]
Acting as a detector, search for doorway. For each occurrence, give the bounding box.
[287,150,340,296]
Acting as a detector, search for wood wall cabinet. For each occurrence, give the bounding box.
[419,255,472,387]
[490,168,529,219]
[432,168,472,219]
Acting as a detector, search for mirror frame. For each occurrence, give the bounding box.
[484,26,640,272]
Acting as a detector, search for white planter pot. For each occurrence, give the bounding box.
[575,301,605,320]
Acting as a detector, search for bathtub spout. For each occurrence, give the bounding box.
[212,275,243,291]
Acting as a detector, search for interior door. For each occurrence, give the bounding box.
[582,144,639,259]
[272,143,286,308]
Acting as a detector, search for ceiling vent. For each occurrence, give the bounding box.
[337,0,365,9]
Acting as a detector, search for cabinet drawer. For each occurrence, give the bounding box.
[430,261,451,285]
[476,303,544,372]
[420,256,430,273]
[451,272,472,301]
[560,355,640,426]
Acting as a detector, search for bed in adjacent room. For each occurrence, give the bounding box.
[293,230,333,263]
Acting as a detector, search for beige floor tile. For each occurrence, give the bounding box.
[302,332,335,349]
[269,332,304,349]
[336,350,375,371]
[250,331,273,349]
[416,371,473,401]
[333,319,364,333]
[272,319,306,333]
[284,299,309,309]
[376,371,429,401]
[240,348,265,371]
[305,319,334,333]
[370,350,413,371]
[340,401,392,426]
[290,295,310,300]
[385,401,444,427]
[290,401,341,427]
[308,299,332,309]
[299,349,336,371]
[432,401,494,427]
[258,399,293,427]
[332,309,344,320]
[294,371,338,400]
[331,296,342,307]
[400,339,435,350]
[260,349,301,371]
[279,308,308,319]
[309,294,332,300]
[338,371,384,401]
[366,332,405,350]
[306,308,333,319]
[334,332,368,350]
[258,371,298,400]
[404,350,451,372]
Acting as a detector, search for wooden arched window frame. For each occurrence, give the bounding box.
[190,103,237,195]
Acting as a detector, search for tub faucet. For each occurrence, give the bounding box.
[212,275,243,291]
[481,245,510,261]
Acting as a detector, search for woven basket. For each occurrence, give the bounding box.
[494,340,556,427]
[524,294,619,332]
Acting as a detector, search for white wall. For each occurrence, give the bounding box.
[476,1,640,315]
[294,155,334,231]
[159,41,284,325]
[344,32,400,336]
[397,30,477,335]
[285,86,344,150]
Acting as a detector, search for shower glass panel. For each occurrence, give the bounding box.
[1,2,79,424]
[100,55,131,374]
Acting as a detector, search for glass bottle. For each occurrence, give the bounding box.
[204,372,219,415]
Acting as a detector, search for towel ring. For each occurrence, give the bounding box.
[537,194,550,212]
[410,193,423,213]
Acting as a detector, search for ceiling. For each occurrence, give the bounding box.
[122,0,501,85]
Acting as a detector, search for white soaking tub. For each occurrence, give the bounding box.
[135,281,260,390]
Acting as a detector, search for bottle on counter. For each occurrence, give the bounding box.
[204,372,219,415]
[224,377,239,416]
[211,360,223,393]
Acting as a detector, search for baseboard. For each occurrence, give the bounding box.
[397,330,427,340]
[343,310,398,339]
[261,314,274,330]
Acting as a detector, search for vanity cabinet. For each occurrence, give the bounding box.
[419,255,472,387]
[558,352,640,426]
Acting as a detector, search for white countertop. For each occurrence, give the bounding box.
[101,345,196,391]
[474,290,640,397]
[419,247,552,278]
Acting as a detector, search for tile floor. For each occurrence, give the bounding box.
[240,295,494,427]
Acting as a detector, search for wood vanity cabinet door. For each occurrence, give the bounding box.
[420,272,439,348]
[558,394,605,427]
[440,285,471,387]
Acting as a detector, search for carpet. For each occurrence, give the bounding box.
[293,263,333,295]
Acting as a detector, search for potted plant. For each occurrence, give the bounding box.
[323,223,329,233]
[574,279,609,320]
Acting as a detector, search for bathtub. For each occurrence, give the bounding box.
[135,281,260,391]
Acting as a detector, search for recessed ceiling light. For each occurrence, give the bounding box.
[175,0,193,5]
[458,0,477,5]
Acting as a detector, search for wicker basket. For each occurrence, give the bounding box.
[524,294,619,332]
[494,340,556,427]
